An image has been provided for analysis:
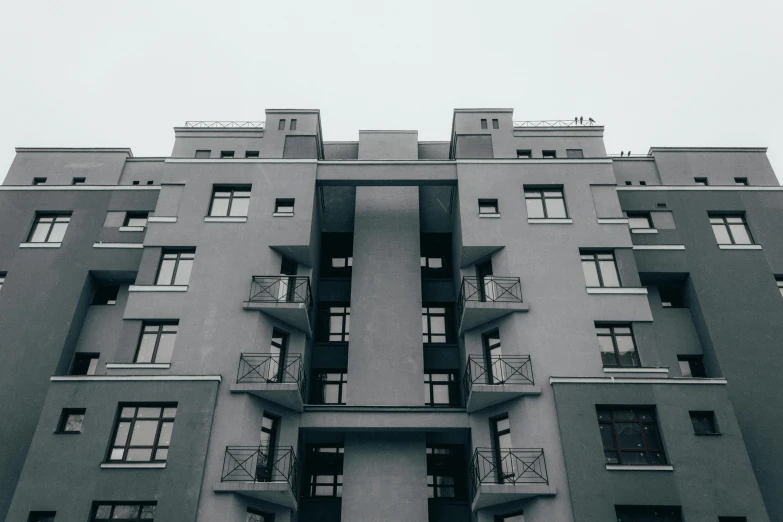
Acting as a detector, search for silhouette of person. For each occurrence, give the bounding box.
[574,117,578,124]
[579,116,583,124]
[620,151,624,157]
[588,117,595,125]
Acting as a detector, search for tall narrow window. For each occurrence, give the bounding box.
[597,407,666,465]
[108,404,176,462]
[480,119,488,129]
[492,415,513,482]
[156,250,195,286]
[709,214,753,245]
[305,445,344,497]
[28,213,71,243]
[422,305,454,344]
[776,276,783,298]
[524,187,567,218]
[278,119,286,130]
[581,251,621,287]
[313,371,347,404]
[91,502,156,521]
[290,119,297,130]
[491,119,499,129]
[257,413,280,481]
[320,304,350,342]
[71,353,99,375]
[135,322,178,363]
[424,373,458,406]
[427,445,464,498]
[483,330,505,383]
[267,330,288,382]
[209,186,251,217]
[596,324,640,367]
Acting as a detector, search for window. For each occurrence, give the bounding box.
[209,185,251,217]
[321,233,353,277]
[91,503,156,521]
[626,212,652,230]
[718,518,747,522]
[108,404,176,462]
[625,181,632,186]
[425,373,458,406]
[420,257,443,270]
[28,513,56,522]
[0,271,5,292]
[132,181,140,185]
[615,506,682,521]
[480,119,488,129]
[194,150,210,158]
[420,233,451,277]
[331,255,352,270]
[427,445,464,498]
[777,276,783,298]
[495,512,524,522]
[658,282,686,308]
[516,149,532,159]
[92,284,120,305]
[566,149,584,159]
[28,213,71,243]
[734,177,748,186]
[639,181,647,186]
[255,414,280,481]
[220,150,234,158]
[678,355,706,378]
[313,371,347,404]
[33,177,47,185]
[57,408,85,433]
[278,119,286,130]
[245,150,259,158]
[275,198,295,214]
[479,199,499,215]
[598,407,665,465]
[710,214,753,245]
[72,177,86,185]
[542,150,557,158]
[694,177,708,185]
[689,411,719,435]
[581,251,621,288]
[320,304,350,342]
[492,118,499,129]
[71,353,99,375]
[246,508,273,522]
[306,445,344,497]
[156,250,195,286]
[422,305,454,344]
[124,212,148,228]
[492,415,514,481]
[290,119,297,130]
[524,187,567,218]
[135,322,178,363]
[597,325,640,367]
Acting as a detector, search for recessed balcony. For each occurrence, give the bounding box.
[469,448,555,510]
[463,356,541,412]
[457,277,529,334]
[242,276,313,336]
[214,446,299,510]
[229,354,306,412]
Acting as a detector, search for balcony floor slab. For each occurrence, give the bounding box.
[466,384,541,412]
[242,301,312,337]
[230,382,304,412]
[460,301,529,334]
[214,481,297,510]
[471,483,556,511]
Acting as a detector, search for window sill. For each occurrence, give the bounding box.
[129,285,188,292]
[273,212,294,217]
[101,462,166,469]
[631,228,658,234]
[632,245,685,250]
[597,218,629,224]
[586,287,648,295]
[93,243,144,249]
[119,226,146,232]
[479,213,501,218]
[204,216,248,223]
[20,242,61,248]
[147,216,177,223]
[718,244,762,250]
[527,218,572,224]
[603,367,668,374]
[106,363,171,369]
[605,464,673,472]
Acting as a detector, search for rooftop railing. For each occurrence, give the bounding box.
[463,355,534,397]
[513,119,596,128]
[221,446,299,495]
[237,353,306,399]
[469,448,548,497]
[458,277,523,319]
[184,121,265,129]
[248,276,313,312]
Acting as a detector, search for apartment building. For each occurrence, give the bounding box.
[0,109,779,522]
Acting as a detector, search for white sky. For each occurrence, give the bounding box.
[1,0,782,179]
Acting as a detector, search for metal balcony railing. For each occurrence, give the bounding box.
[237,353,307,398]
[513,119,596,128]
[221,446,299,494]
[463,355,534,396]
[469,448,548,496]
[458,277,523,319]
[248,276,312,311]
[184,121,265,129]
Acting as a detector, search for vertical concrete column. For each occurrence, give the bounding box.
[348,186,423,405]
[341,433,428,522]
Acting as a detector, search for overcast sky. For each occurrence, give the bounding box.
[1,0,781,179]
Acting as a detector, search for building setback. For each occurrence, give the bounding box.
[0,109,779,522]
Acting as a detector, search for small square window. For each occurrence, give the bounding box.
[275,198,295,214]
[478,199,499,215]
[658,283,686,308]
[146,180,154,185]
[72,177,86,185]
[678,355,706,378]
[28,512,56,522]
[626,212,652,230]
[639,181,647,186]
[290,119,297,130]
[194,150,210,159]
[278,119,286,130]
[220,151,234,159]
[689,411,719,435]
[566,149,584,158]
[480,119,488,129]
[625,181,632,185]
[516,149,532,159]
[33,177,47,185]
[491,119,499,129]
[70,353,99,375]
[694,177,708,185]
[57,408,86,433]
[734,177,748,186]
[92,284,120,305]
[124,212,148,228]
[132,181,140,185]
[245,151,259,158]
[542,150,557,159]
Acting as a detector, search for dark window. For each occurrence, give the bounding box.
[427,445,465,498]
[209,185,251,217]
[694,177,708,185]
[524,187,567,218]
[312,371,347,404]
[306,445,344,497]
[710,214,753,245]
[690,411,719,435]
[776,276,783,298]
[479,199,499,215]
[108,404,176,462]
[124,212,148,228]
[495,512,525,522]
[420,233,451,277]
[321,233,354,277]
[28,213,71,243]
[718,518,747,522]
[678,355,706,378]
[57,408,86,433]
[491,119,499,129]
[135,322,178,363]
[424,372,458,406]
[278,119,286,130]
[33,177,47,185]
[259,413,279,450]
[194,150,210,158]
[72,177,86,185]
[597,324,640,367]
[255,413,280,481]
[542,150,557,158]
[264,330,289,383]
[734,177,748,186]
[246,508,274,522]
[422,305,455,344]
[639,181,647,186]
[156,250,195,286]
[319,304,350,342]
[245,150,260,158]
[615,505,682,521]
[516,149,532,159]
[220,151,234,159]
[132,181,140,185]
[491,415,514,481]
[28,513,56,522]
[581,251,621,288]
[626,212,652,230]
[625,181,632,186]
[480,119,488,129]
[290,119,297,130]
[92,284,120,305]
[483,330,509,383]
[598,407,666,465]
[275,198,295,214]
[70,353,99,375]
[91,502,156,521]
[658,282,686,308]
[566,149,584,159]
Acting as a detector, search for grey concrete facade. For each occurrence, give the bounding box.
[0,110,778,522]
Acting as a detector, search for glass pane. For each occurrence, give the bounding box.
[479,205,496,214]
[29,222,50,243]
[330,316,344,334]
[495,417,510,433]
[628,216,650,229]
[612,409,637,421]
[431,335,446,343]
[432,384,450,404]
[156,259,176,285]
[158,421,174,446]
[48,222,69,242]
[599,424,616,450]
[428,258,442,269]
[154,333,176,363]
[154,448,169,461]
[137,407,161,418]
[135,333,157,363]
[113,505,140,518]
[65,414,84,431]
[230,197,250,217]
[712,224,732,245]
[620,451,649,465]
[643,424,662,449]
[210,197,229,216]
[582,261,600,287]
[545,198,567,218]
[424,384,430,404]
[679,360,692,377]
[114,422,131,445]
[163,407,177,418]
[497,432,512,450]
[728,224,752,244]
[323,384,340,404]
[140,505,156,519]
[598,260,620,287]
[615,422,644,449]
[598,336,616,366]
[130,420,160,446]
[604,450,619,464]
[95,505,112,518]
[616,336,639,366]
[110,448,125,460]
[649,451,667,465]
[421,315,428,334]
[120,407,136,418]
[126,448,153,461]
[332,258,345,268]
[173,259,193,285]
[429,316,446,335]
[525,199,545,218]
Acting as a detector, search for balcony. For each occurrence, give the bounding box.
[243,276,313,336]
[457,277,529,334]
[469,448,555,510]
[463,356,541,412]
[229,354,306,412]
[214,446,299,509]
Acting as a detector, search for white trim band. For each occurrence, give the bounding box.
[100,463,166,469]
[606,465,674,472]
[603,367,669,374]
[106,363,171,369]
[93,243,144,249]
[0,186,159,191]
[632,245,685,250]
[618,186,783,191]
[528,218,573,224]
[129,285,188,292]
[550,377,727,385]
[719,244,762,250]
[51,375,221,382]
[586,287,648,295]
[147,216,177,223]
[167,158,316,164]
[20,242,61,248]
[204,216,248,223]
[479,213,501,218]
[631,229,658,234]
[597,218,629,224]
[119,226,146,232]
[272,212,294,217]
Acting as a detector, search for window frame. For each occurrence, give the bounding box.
[424,372,459,407]
[220,150,235,159]
[480,119,488,129]
[516,149,532,159]
[626,212,653,230]
[597,406,666,466]
[422,305,455,345]
[107,404,177,463]
[123,212,149,228]
[581,251,621,288]
[305,445,344,497]
[290,119,297,130]
[32,177,47,185]
[689,410,719,435]
[566,148,584,159]
[27,212,72,243]
[72,177,86,185]
[208,185,251,217]
[694,177,709,185]
[596,324,640,368]
[245,150,260,158]
[319,303,350,342]
[524,187,568,219]
[491,118,499,129]
[478,198,499,215]
[155,249,195,286]
[134,322,178,363]
[90,502,157,521]
[426,445,464,499]
[542,150,557,159]
[274,198,295,214]
[709,213,754,245]
[313,370,348,405]
[57,408,86,434]
[194,150,210,158]
[734,177,748,186]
